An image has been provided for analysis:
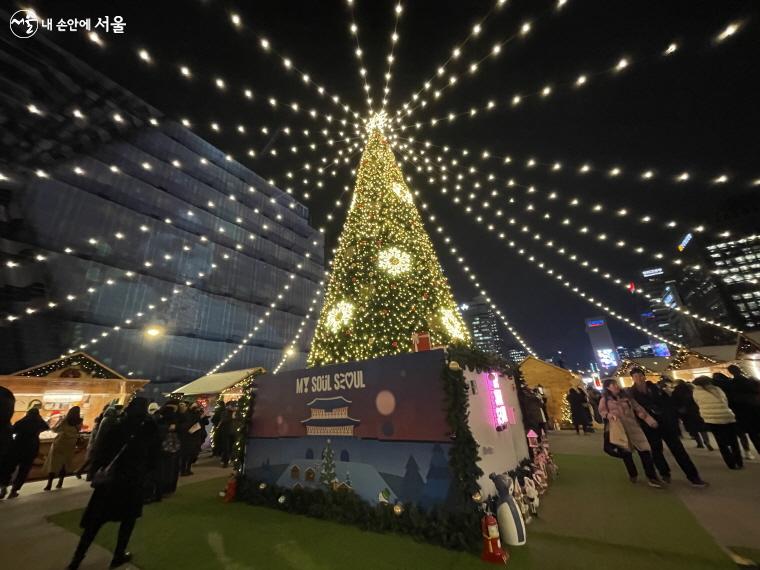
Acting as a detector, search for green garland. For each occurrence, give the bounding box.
[236,346,502,552]
[232,372,259,474]
[447,342,517,377]
[237,477,481,550]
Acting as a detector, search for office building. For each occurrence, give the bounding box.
[460,296,510,360]
[638,267,680,342]
[0,32,323,389]
[506,347,529,365]
[704,234,760,331]
[585,317,619,375]
[616,343,671,360]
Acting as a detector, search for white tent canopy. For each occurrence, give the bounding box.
[172,368,263,396]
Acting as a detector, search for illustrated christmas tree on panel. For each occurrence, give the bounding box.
[308,125,470,367]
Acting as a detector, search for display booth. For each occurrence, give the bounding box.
[244,349,529,512]
[171,367,264,411]
[520,356,579,426]
[0,352,148,479]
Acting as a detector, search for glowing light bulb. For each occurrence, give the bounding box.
[716,22,740,42]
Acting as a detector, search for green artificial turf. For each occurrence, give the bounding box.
[49,453,735,570]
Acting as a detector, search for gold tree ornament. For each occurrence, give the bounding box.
[391,181,414,204]
[440,308,467,340]
[307,129,470,366]
[326,301,355,333]
[378,247,412,276]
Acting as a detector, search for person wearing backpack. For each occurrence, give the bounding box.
[599,378,663,488]
[67,397,160,570]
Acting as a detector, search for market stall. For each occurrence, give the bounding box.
[171,367,265,412]
[0,352,149,479]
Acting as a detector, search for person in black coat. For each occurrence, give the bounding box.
[0,407,50,499]
[586,386,603,424]
[67,397,159,570]
[154,403,181,498]
[212,403,237,468]
[671,381,713,450]
[567,385,593,434]
[176,401,197,476]
[715,366,760,456]
[628,368,707,487]
[0,387,15,487]
[189,403,210,467]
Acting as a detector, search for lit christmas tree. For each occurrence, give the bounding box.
[560,393,572,426]
[308,122,470,366]
[319,439,337,487]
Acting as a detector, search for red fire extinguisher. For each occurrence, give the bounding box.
[481,513,509,565]
[223,476,237,503]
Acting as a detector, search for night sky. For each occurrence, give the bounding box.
[13,0,760,367]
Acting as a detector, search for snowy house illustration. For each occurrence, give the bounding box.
[301,396,361,437]
[276,459,397,505]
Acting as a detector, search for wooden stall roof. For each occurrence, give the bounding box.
[0,376,148,394]
[13,351,127,379]
[172,367,265,396]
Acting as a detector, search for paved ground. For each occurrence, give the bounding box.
[0,454,231,570]
[2,434,758,569]
[548,429,760,555]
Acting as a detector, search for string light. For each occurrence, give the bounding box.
[205,143,363,373]
[395,0,506,116]
[381,2,404,110]
[14,3,749,371]
[397,136,730,239]
[345,0,373,110]
[88,31,104,47]
[9,139,354,328]
[89,38,366,134]
[390,25,743,166]
[397,2,583,119]
[395,140,724,295]
[401,171,537,354]
[715,21,741,43]
[394,148,691,348]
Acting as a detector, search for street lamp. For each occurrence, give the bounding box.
[144,325,165,338]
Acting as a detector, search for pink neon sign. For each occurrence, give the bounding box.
[486,372,508,429]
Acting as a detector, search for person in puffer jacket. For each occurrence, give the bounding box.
[692,376,743,470]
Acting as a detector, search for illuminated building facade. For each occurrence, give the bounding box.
[585,317,620,375]
[0,34,323,389]
[461,295,510,360]
[704,234,760,331]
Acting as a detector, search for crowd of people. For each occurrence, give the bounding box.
[0,398,221,502]
[599,365,760,488]
[0,386,241,568]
